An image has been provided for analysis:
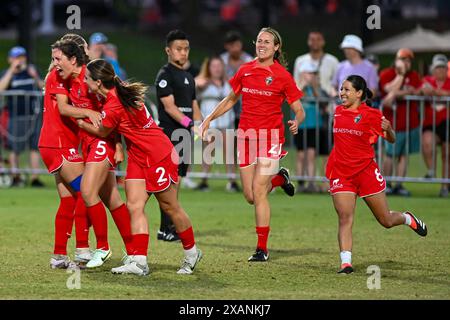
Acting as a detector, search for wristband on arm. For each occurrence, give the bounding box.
[180,115,193,129]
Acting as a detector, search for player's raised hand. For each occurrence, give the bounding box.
[288,119,298,135]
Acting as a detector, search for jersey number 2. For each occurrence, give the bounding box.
[156,167,168,184]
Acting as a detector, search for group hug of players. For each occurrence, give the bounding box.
[39,28,427,277]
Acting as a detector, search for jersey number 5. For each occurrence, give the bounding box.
[95,141,107,156]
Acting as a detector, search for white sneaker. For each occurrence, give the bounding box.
[177,248,203,275]
[50,254,70,269]
[111,256,150,276]
[86,248,112,268]
[182,177,198,189]
[74,248,92,266]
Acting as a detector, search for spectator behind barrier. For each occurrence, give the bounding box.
[332,34,379,97]
[379,48,422,197]
[89,32,127,80]
[195,55,239,193]
[0,46,44,187]
[420,54,450,197]
[220,30,253,129]
[293,60,328,193]
[293,30,339,192]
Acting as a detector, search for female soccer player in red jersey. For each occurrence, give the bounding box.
[326,75,427,274]
[51,40,133,268]
[78,59,202,276]
[201,27,305,262]
[39,34,101,269]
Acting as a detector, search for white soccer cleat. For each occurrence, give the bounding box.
[177,248,203,275]
[111,256,150,276]
[86,248,112,268]
[182,177,198,189]
[74,248,93,266]
[50,254,71,269]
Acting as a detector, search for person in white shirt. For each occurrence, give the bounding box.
[195,55,239,192]
[293,31,339,98]
[293,31,338,191]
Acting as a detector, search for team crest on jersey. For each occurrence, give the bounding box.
[354,114,362,123]
[265,76,273,85]
[77,88,81,98]
[184,78,189,85]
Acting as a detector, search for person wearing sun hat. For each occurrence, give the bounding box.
[421,54,450,197]
[332,34,378,97]
[379,48,422,197]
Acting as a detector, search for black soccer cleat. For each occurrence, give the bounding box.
[278,167,295,197]
[163,230,180,242]
[157,230,165,241]
[405,211,428,237]
[248,248,269,262]
[337,263,354,274]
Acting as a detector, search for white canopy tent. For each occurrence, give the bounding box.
[366,25,450,54]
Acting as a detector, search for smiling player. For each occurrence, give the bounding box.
[326,75,427,274]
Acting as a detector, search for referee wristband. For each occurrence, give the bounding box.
[180,115,193,128]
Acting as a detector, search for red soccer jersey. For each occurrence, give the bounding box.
[100,88,174,167]
[38,68,79,148]
[66,65,106,146]
[379,67,422,131]
[422,75,450,127]
[326,103,384,179]
[229,59,303,141]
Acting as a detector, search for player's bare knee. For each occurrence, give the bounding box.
[338,213,353,226]
[243,190,254,204]
[126,201,145,215]
[81,189,96,206]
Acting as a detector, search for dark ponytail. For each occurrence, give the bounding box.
[345,75,373,107]
[87,59,148,110]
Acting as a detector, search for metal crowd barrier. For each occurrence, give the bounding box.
[1,91,449,186]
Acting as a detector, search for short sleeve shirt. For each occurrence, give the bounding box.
[229,59,303,141]
[155,63,196,131]
[1,66,41,116]
[101,88,173,167]
[38,68,79,148]
[326,103,384,179]
[379,67,422,131]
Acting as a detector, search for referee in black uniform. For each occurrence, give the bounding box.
[155,30,202,241]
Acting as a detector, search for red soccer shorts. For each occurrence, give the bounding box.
[328,161,386,198]
[125,153,179,193]
[39,146,83,174]
[83,138,116,169]
[237,138,288,168]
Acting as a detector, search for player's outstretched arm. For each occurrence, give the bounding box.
[200,90,240,139]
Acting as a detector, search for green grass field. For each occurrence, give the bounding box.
[0,171,449,300]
